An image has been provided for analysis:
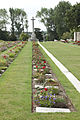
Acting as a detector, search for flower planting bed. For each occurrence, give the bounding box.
[73,41,80,45]
[0,41,27,77]
[32,42,76,113]
[0,41,21,53]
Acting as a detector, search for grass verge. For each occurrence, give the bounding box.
[0,42,32,120]
[41,41,80,81]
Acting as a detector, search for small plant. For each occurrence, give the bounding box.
[54,98,67,108]
[34,87,67,108]
[37,75,46,83]
[48,87,59,95]
[8,52,16,58]
[1,54,9,60]
[34,88,56,107]
[44,79,59,86]
[42,68,51,74]
[14,48,19,53]
[0,58,7,67]
[32,73,40,78]
[0,46,7,52]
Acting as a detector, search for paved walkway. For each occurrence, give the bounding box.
[38,41,80,93]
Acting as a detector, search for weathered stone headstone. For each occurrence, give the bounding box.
[74,32,77,41]
[36,107,71,113]
[77,32,80,41]
[74,32,80,41]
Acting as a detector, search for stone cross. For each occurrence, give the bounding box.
[31,17,35,33]
[28,17,37,41]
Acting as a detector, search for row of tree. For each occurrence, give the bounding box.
[0,8,28,41]
[36,1,80,40]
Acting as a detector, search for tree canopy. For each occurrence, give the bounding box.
[66,3,80,31]
[0,9,9,31]
[36,1,80,40]
[0,8,28,41]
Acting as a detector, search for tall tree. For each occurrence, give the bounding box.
[0,9,9,31]
[34,28,43,41]
[9,8,15,36]
[9,8,28,39]
[53,1,72,38]
[36,8,58,40]
[15,8,27,37]
[25,19,28,33]
[66,3,80,31]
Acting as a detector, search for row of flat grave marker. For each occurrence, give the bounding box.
[32,42,76,113]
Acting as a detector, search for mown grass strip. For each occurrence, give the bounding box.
[0,42,32,120]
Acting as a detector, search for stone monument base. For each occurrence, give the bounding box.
[28,32,38,41]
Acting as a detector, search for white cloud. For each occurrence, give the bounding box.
[0,0,80,31]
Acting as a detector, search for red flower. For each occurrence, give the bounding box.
[36,65,38,68]
[32,102,34,105]
[42,66,46,69]
[44,61,46,63]
[22,42,24,44]
[44,88,48,91]
[3,55,6,59]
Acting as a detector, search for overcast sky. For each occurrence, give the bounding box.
[0,0,80,31]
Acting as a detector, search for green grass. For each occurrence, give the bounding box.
[0,42,32,120]
[0,41,80,120]
[41,41,80,81]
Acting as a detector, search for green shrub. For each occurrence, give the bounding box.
[14,48,19,53]
[0,58,7,66]
[61,32,71,40]
[19,33,29,41]
[8,52,15,58]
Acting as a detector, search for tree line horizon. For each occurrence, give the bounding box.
[0,1,80,41]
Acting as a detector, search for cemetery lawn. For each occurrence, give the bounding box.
[41,41,80,81]
[0,41,80,120]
